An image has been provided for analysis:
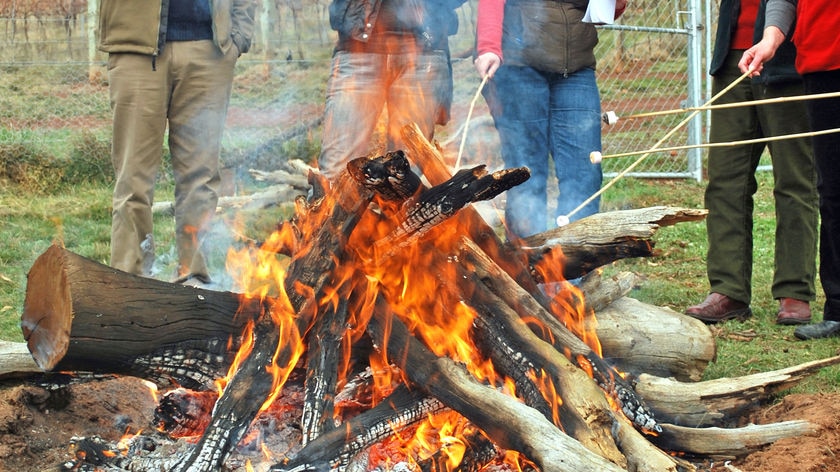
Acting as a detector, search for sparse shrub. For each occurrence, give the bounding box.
[63,130,114,186]
[0,143,64,193]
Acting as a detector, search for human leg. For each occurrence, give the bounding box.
[547,67,602,222]
[386,49,451,150]
[703,61,764,306]
[318,51,389,179]
[108,52,170,276]
[757,80,818,322]
[799,71,840,335]
[167,40,237,280]
[482,65,551,238]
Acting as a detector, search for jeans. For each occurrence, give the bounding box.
[482,65,602,238]
[318,48,451,179]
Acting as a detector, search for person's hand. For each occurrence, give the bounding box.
[739,26,786,77]
[474,52,501,79]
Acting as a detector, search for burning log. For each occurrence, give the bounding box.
[269,384,447,471]
[365,296,626,472]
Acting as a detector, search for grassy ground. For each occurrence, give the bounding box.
[3,157,840,392]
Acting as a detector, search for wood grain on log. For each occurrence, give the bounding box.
[21,243,254,388]
[655,421,817,459]
[514,206,709,280]
[594,296,716,382]
[635,355,840,427]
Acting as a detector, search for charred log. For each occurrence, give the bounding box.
[270,384,446,471]
[457,237,661,433]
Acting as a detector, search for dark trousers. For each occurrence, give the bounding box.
[705,54,818,304]
[803,70,840,321]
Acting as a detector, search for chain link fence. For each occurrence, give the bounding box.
[0,0,718,188]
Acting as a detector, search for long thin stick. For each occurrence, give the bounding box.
[607,90,840,122]
[454,75,489,172]
[593,127,840,161]
[563,70,752,222]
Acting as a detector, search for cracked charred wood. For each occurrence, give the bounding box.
[457,237,661,434]
[469,312,556,424]
[462,275,685,472]
[366,296,625,472]
[465,282,628,467]
[514,206,709,281]
[300,291,349,445]
[349,157,529,256]
[346,150,422,202]
[635,355,840,427]
[21,243,257,389]
[172,303,282,471]
[172,170,375,472]
[269,384,447,472]
[155,388,218,437]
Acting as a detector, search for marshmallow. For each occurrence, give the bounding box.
[556,215,570,227]
[602,110,619,125]
[589,151,603,164]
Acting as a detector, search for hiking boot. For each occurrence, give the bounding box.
[685,293,752,324]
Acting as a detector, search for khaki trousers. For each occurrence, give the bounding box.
[705,54,819,303]
[108,40,237,279]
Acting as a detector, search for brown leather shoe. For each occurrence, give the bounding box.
[685,293,752,323]
[776,298,811,325]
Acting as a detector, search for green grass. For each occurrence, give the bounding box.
[599,172,840,391]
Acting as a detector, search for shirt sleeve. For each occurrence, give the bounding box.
[476,0,505,60]
[765,0,797,35]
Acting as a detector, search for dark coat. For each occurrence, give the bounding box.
[709,0,800,85]
[329,0,465,51]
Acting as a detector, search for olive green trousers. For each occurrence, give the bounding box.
[705,55,818,304]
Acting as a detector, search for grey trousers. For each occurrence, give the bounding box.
[705,54,818,304]
[108,40,237,279]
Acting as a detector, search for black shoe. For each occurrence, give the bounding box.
[793,320,840,340]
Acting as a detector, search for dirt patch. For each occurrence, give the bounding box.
[0,375,837,471]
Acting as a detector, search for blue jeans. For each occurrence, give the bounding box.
[483,66,603,238]
[318,49,451,179]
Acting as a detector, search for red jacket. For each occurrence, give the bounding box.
[791,0,840,74]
